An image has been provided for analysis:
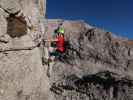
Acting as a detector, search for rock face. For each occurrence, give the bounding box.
[1,0,133,100]
[48,20,133,100]
[0,0,51,100]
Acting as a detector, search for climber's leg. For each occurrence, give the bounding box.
[48,47,56,61]
[46,47,56,77]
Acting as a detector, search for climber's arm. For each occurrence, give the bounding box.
[43,39,58,42]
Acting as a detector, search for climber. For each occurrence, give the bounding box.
[44,27,65,61]
[52,23,63,38]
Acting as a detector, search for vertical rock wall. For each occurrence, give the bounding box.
[0,0,51,100]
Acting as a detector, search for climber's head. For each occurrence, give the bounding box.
[57,27,65,35]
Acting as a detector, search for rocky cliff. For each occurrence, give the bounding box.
[47,20,133,100]
[1,0,133,100]
[0,0,51,100]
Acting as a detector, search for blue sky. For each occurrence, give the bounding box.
[46,0,133,39]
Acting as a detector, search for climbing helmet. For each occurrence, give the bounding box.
[58,27,65,34]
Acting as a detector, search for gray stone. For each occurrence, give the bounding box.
[0,0,51,100]
[1,0,133,100]
[47,20,133,100]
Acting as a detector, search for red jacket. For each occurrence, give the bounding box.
[56,36,65,52]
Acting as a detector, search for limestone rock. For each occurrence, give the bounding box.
[1,0,133,100]
[0,0,51,100]
[47,19,133,100]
